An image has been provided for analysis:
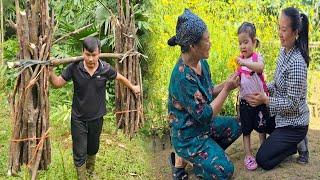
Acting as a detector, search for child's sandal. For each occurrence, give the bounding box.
[244,155,258,171]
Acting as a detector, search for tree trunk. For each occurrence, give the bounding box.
[115,0,144,137]
[8,1,53,179]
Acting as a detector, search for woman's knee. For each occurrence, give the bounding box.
[256,149,273,170]
[194,156,234,179]
[223,161,235,178]
[210,161,234,179]
[256,161,274,170]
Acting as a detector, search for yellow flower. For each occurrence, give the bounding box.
[162,0,169,6]
[164,15,170,23]
[227,56,239,71]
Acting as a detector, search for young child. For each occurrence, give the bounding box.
[236,22,269,171]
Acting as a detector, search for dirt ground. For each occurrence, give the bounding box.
[149,117,320,180]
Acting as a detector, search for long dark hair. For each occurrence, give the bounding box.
[282,7,310,67]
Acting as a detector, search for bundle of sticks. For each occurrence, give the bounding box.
[114,0,144,137]
[7,1,53,179]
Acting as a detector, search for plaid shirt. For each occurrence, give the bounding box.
[268,47,309,127]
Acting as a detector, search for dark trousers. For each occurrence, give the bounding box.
[256,119,308,170]
[239,100,269,135]
[71,117,103,167]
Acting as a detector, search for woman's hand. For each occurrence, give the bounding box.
[224,73,240,91]
[210,73,239,116]
[246,92,269,107]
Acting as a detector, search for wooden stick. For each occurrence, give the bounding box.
[115,4,123,128]
[29,0,39,45]
[7,20,17,31]
[50,53,123,66]
[138,60,144,127]
[129,13,136,136]
[124,49,129,135]
[134,57,141,132]
[53,23,93,44]
[21,11,31,60]
[6,53,123,69]
[128,43,134,136]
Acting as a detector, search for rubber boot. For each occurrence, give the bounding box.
[86,155,99,179]
[76,163,87,180]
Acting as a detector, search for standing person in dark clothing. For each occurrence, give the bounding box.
[49,37,140,179]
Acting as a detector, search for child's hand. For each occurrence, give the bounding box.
[131,85,141,96]
[237,57,246,67]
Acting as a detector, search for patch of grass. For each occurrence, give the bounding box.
[0,92,11,178]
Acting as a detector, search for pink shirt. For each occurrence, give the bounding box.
[239,53,265,100]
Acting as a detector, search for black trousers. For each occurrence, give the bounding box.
[71,117,103,167]
[256,117,308,170]
[239,100,269,135]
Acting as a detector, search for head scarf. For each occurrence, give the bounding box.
[168,9,207,47]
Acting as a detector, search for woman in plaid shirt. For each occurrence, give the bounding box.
[247,7,310,170]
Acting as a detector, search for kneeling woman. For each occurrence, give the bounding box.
[167,9,242,180]
[247,7,310,170]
